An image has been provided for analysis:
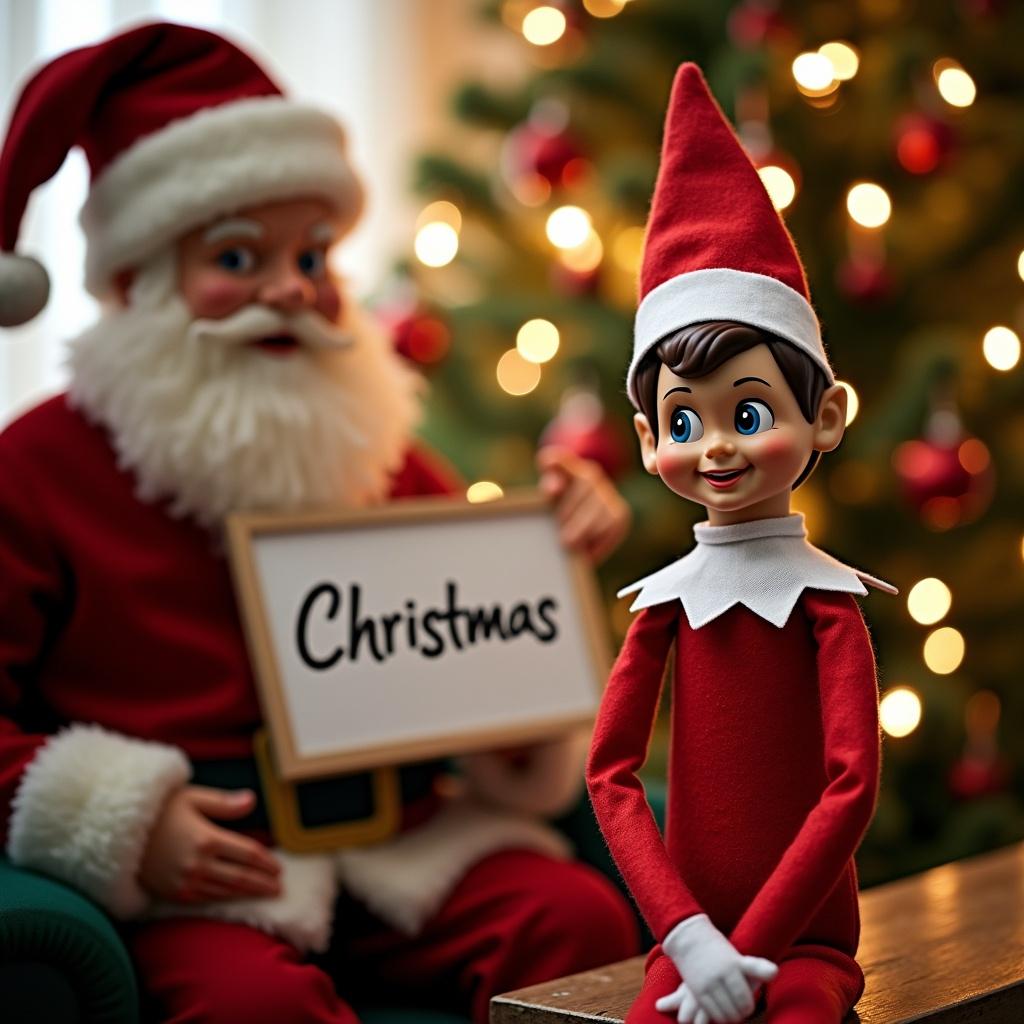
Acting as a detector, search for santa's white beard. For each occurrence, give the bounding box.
[67,255,422,527]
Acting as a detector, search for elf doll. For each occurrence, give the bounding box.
[586,64,896,1024]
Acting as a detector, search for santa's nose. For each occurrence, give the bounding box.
[258,266,316,312]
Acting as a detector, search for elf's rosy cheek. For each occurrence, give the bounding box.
[752,433,799,464]
[182,272,254,320]
[656,444,699,489]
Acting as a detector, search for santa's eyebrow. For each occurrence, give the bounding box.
[202,219,264,244]
[307,222,337,244]
[662,385,692,398]
[733,376,771,388]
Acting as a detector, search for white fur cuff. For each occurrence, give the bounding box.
[7,725,190,917]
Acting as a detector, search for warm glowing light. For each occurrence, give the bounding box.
[923,627,965,675]
[546,206,592,249]
[516,319,560,363]
[937,66,976,108]
[466,481,504,503]
[846,182,892,229]
[415,201,462,233]
[958,438,990,474]
[522,6,567,46]
[837,381,859,425]
[582,0,626,16]
[414,222,459,267]
[758,165,797,211]
[792,52,836,95]
[496,348,542,395]
[982,325,1021,371]
[880,687,922,738]
[819,41,859,80]
[612,225,645,275]
[907,578,952,625]
[1017,250,1024,282]
[559,229,604,272]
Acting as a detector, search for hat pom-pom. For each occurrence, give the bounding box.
[0,253,50,327]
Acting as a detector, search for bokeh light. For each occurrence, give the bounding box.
[612,225,645,275]
[559,229,604,272]
[907,578,952,625]
[415,201,462,233]
[758,165,797,211]
[466,481,505,503]
[982,325,1021,371]
[1017,249,1024,282]
[496,348,542,395]
[936,66,976,108]
[880,687,922,738]
[546,206,592,249]
[516,319,560,363]
[923,626,965,675]
[837,381,859,425]
[414,222,459,267]
[792,52,836,96]
[846,182,892,228]
[522,6,567,46]
[582,0,627,16]
[819,41,859,80]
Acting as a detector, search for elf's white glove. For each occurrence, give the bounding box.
[656,914,778,1023]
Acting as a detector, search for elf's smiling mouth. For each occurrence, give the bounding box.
[699,465,752,490]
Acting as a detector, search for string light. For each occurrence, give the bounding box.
[982,325,1021,371]
[415,201,462,233]
[935,63,976,108]
[923,627,965,675]
[516,319,560,363]
[559,229,604,272]
[792,52,837,97]
[846,182,892,228]
[819,41,859,81]
[757,166,797,211]
[836,381,859,425]
[582,0,626,16]
[880,687,922,738]
[907,578,952,625]
[958,438,990,474]
[496,349,542,395]
[546,206,592,249]
[1017,249,1024,282]
[521,6,567,46]
[414,222,459,267]
[466,481,504,503]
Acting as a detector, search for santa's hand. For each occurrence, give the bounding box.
[656,982,700,1022]
[662,914,777,1022]
[536,446,630,563]
[138,785,283,903]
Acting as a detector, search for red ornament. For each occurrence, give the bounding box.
[836,255,893,304]
[376,301,451,369]
[550,259,600,297]
[727,0,793,48]
[503,122,586,190]
[894,114,954,175]
[948,754,1010,800]
[540,387,629,480]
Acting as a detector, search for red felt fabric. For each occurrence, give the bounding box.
[1,23,279,251]
[586,590,880,965]
[639,64,810,303]
[0,393,459,842]
[128,849,638,1024]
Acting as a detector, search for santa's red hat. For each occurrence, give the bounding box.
[627,63,832,407]
[0,22,364,327]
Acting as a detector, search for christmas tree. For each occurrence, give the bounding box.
[383,0,1024,885]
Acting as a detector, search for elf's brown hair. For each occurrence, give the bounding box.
[633,321,829,487]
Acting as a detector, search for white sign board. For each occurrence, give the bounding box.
[227,493,608,781]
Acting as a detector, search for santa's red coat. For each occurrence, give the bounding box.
[586,592,880,963]
[0,394,458,842]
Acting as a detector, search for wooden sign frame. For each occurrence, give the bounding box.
[226,491,611,781]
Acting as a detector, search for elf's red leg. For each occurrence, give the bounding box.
[624,949,680,1024]
[762,944,864,1024]
[128,917,360,1024]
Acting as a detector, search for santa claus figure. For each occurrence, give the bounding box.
[586,65,896,1024]
[0,23,638,1024]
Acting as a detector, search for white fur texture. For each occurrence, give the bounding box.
[80,97,363,297]
[7,724,189,917]
[145,850,337,954]
[458,730,590,818]
[0,251,50,326]
[67,252,421,527]
[335,796,572,936]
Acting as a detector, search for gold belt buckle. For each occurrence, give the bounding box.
[253,730,401,853]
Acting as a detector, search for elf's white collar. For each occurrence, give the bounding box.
[618,513,896,630]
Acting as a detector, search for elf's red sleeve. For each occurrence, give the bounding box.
[729,589,881,961]
[586,599,705,940]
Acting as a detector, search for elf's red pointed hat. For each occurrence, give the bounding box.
[627,63,832,407]
[0,21,363,327]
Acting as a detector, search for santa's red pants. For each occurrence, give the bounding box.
[626,945,864,1024]
[128,849,638,1024]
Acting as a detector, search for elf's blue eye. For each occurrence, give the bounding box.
[735,400,775,435]
[669,406,704,443]
[216,246,256,274]
[297,248,327,278]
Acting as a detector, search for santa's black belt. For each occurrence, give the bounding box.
[189,747,444,853]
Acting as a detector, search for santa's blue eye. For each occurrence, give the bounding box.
[216,246,256,273]
[735,400,775,435]
[297,249,327,278]
[669,406,704,443]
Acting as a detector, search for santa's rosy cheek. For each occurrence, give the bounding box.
[182,273,254,319]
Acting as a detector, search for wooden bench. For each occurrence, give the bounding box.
[492,842,1024,1023]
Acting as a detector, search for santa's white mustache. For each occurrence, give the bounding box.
[186,305,354,350]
